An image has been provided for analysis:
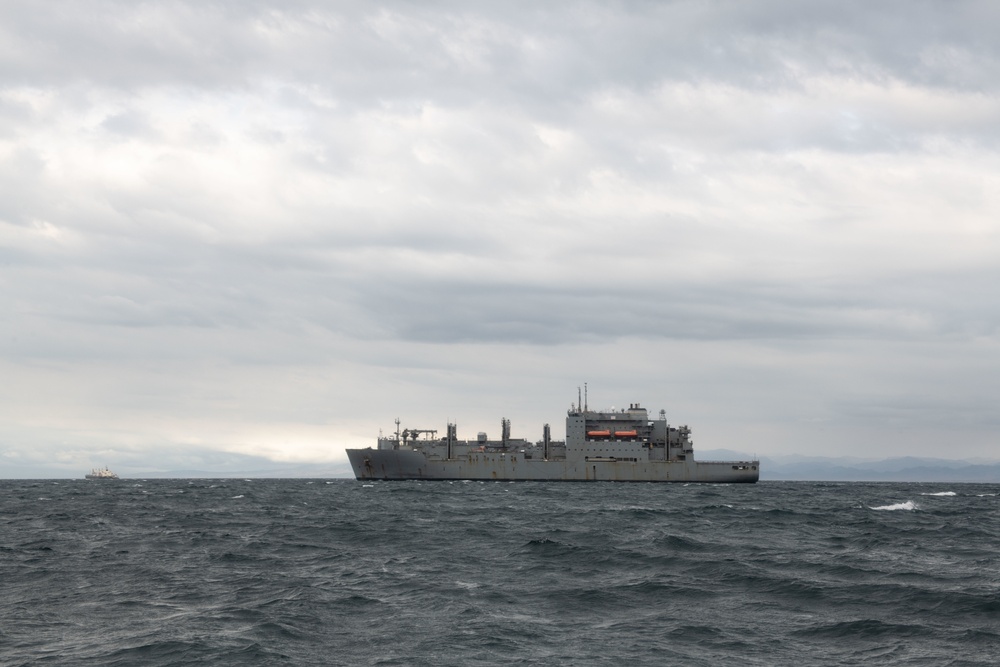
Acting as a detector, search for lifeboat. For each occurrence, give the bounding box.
[614,430,638,438]
[587,430,611,438]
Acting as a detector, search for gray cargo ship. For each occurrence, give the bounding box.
[347,394,759,483]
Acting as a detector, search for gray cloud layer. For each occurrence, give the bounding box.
[2,1,999,475]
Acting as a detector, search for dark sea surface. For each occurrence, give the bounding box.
[2,479,998,666]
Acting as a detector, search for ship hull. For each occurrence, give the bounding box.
[346,448,758,483]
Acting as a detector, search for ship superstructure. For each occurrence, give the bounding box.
[346,393,758,483]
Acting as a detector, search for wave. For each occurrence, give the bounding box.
[794,618,926,639]
[870,500,918,511]
[652,533,710,552]
[920,491,956,497]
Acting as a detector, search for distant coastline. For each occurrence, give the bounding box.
[3,455,1000,481]
[699,451,1000,483]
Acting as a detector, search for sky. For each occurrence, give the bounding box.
[2,1,999,477]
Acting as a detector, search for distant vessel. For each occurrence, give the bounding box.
[347,391,759,483]
[85,467,119,480]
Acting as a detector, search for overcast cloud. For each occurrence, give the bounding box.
[2,1,999,476]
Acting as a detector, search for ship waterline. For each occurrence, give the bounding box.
[347,397,759,483]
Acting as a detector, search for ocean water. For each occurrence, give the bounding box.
[2,479,998,666]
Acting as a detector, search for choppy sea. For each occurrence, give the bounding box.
[2,479,998,666]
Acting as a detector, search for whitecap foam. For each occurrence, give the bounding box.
[231,494,244,499]
[870,500,918,511]
[920,491,956,496]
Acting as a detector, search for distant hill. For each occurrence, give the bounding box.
[3,461,356,480]
[130,463,356,479]
[700,450,1000,482]
[8,453,999,482]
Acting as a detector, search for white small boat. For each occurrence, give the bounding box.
[85,467,119,480]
